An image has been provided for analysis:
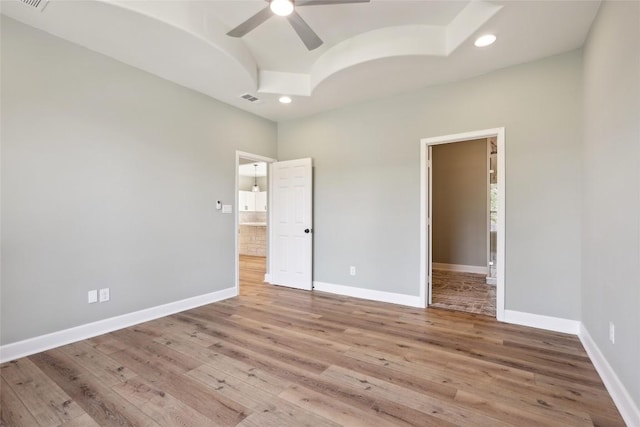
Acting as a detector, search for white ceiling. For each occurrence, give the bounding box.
[2,0,600,122]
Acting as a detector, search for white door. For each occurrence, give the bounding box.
[270,158,313,290]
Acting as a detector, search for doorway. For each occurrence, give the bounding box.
[430,138,494,316]
[420,128,505,320]
[235,151,275,296]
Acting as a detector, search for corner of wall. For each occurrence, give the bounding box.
[579,323,640,427]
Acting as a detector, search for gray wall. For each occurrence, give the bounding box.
[582,1,640,408]
[278,50,583,319]
[432,138,487,267]
[0,17,277,345]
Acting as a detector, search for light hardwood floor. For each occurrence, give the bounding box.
[0,255,624,426]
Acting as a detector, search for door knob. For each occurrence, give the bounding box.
[304,228,311,234]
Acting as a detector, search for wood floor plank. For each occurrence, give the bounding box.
[442,357,615,421]
[58,341,137,387]
[206,337,457,426]
[187,364,339,427]
[109,328,202,374]
[157,334,290,396]
[0,255,625,426]
[112,377,214,426]
[59,413,100,427]
[321,365,513,427]
[228,314,351,353]
[236,409,338,427]
[175,312,331,376]
[338,321,602,388]
[0,377,40,427]
[453,389,592,427]
[108,344,249,426]
[182,309,354,369]
[29,349,159,427]
[1,358,85,426]
[86,334,130,355]
[132,316,221,348]
[278,383,401,427]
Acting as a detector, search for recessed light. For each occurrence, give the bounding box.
[270,0,294,16]
[474,34,496,47]
[279,96,292,104]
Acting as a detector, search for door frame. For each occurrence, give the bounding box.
[235,151,276,296]
[419,128,505,320]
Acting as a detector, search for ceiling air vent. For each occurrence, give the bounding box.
[18,0,49,11]
[240,93,260,103]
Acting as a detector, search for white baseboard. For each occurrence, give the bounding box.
[0,287,237,363]
[503,310,580,334]
[313,281,424,308]
[432,263,488,275]
[264,273,272,283]
[579,324,640,427]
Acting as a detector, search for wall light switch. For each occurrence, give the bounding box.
[88,290,98,304]
[222,204,232,214]
[99,288,110,302]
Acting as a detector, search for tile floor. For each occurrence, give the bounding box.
[431,269,496,317]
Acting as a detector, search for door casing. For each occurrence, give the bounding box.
[419,128,506,320]
[235,151,276,296]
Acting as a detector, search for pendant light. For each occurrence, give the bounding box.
[252,164,260,192]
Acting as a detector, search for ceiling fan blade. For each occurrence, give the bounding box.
[227,6,273,37]
[287,10,323,50]
[296,0,370,6]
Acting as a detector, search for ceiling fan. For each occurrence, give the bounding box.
[227,0,370,51]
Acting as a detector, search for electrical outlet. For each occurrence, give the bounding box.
[88,290,98,304]
[349,266,356,276]
[99,288,110,303]
[609,322,615,344]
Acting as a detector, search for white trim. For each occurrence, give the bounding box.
[579,324,640,427]
[496,128,505,321]
[486,139,491,281]
[502,311,639,425]
[427,147,433,306]
[419,143,428,307]
[0,287,236,363]
[503,310,580,334]
[235,151,276,296]
[485,277,497,285]
[264,273,272,283]
[313,281,423,308]
[420,127,506,320]
[432,263,488,275]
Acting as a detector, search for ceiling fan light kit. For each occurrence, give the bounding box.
[227,0,370,51]
[270,0,294,17]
